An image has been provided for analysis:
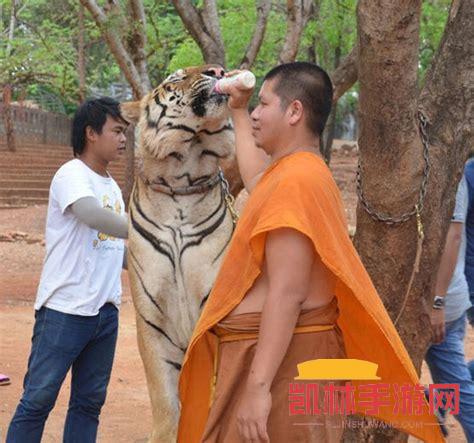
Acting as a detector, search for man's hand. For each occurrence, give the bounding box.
[236,382,271,442]
[237,228,313,441]
[430,307,445,344]
[224,70,255,110]
[222,69,269,192]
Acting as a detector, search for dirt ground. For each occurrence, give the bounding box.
[0,149,472,442]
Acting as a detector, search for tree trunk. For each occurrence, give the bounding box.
[172,0,226,65]
[321,37,342,164]
[306,34,317,63]
[123,125,136,210]
[127,0,151,92]
[78,2,86,103]
[2,84,16,152]
[240,0,271,69]
[80,0,150,99]
[278,0,313,64]
[6,0,18,57]
[331,45,357,102]
[320,103,337,164]
[347,0,474,439]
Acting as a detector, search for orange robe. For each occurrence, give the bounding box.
[178,151,444,443]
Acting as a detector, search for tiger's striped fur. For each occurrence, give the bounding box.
[121,65,235,442]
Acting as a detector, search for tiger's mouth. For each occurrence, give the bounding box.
[190,82,228,118]
[209,91,227,103]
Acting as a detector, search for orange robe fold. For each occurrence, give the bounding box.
[178,151,444,443]
[203,299,346,443]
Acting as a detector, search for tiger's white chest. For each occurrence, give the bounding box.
[128,182,234,344]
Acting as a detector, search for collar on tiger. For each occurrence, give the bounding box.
[140,171,222,196]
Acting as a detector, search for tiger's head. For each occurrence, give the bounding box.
[120,65,234,162]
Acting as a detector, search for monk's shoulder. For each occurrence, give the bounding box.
[281,154,335,191]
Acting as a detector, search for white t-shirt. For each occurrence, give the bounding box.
[35,159,125,316]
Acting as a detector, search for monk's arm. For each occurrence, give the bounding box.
[230,108,270,192]
[225,78,270,192]
[247,227,314,390]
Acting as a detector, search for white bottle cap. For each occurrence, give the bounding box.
[214,71,256,94]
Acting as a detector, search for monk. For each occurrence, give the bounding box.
[178,62,444,443]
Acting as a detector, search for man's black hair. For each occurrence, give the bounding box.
[71,97,125,157]
[264,62,333,137]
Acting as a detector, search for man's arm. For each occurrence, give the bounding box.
[230,108,270,192]
[235,228,315,442]
[225,77,270,192]
[435,222,463,295]
[71,196,128,239]
[431,221,463,343]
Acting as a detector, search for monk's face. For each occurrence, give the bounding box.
[250,79,288,154]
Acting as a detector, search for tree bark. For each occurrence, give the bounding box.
[6,0,18,57]
[123,125,136,210]
[321,21,343,164]
[278,0,313,64]
[416,0,474,341]
[331,45,357,102]
[2,84,16,152]
[320,103,337,164]
[349,0,474,439]
[240,0,271,69]
[80,0,149,99]
[78,2,86,103]
[127,0,151,92]
[172,0,225,65]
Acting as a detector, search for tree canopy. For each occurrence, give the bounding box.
[0,0,450,114]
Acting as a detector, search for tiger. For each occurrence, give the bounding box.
[120,65,236,442]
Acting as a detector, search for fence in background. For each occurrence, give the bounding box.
[0,104,71,146]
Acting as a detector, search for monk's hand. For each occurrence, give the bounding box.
[236,382,271,442]
[224,70,254,110]
[430,307,445,344]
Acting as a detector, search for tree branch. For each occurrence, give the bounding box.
[127,0,151,91]
[202,0,225,55]
[16,17,76,67]
[80,0,148,98]
[78,2,86,102]
[278,0,313,64]
[415,0,474,299]
[6,0,19,57]
[172,0,225,65]
[419,0,473,155]
[331,45,358,102]
[240,0,271,69]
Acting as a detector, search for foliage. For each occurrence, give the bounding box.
[0,0,120,112]
[0,0,450,115]
[419,0,451,81]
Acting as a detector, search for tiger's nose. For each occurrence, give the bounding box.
[206,66,225,78]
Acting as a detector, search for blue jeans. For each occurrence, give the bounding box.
[6,303,118,443]
[426,313,474,442]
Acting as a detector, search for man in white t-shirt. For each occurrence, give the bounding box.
[7,97,129,443]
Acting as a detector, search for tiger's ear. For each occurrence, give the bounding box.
[120,101,141,124]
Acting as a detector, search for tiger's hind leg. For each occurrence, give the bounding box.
[135,313,184,443]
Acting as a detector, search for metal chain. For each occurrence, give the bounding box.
[356,110,431,225]
[218,168,240,225]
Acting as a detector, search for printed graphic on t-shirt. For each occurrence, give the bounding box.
[93,194,123,248]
